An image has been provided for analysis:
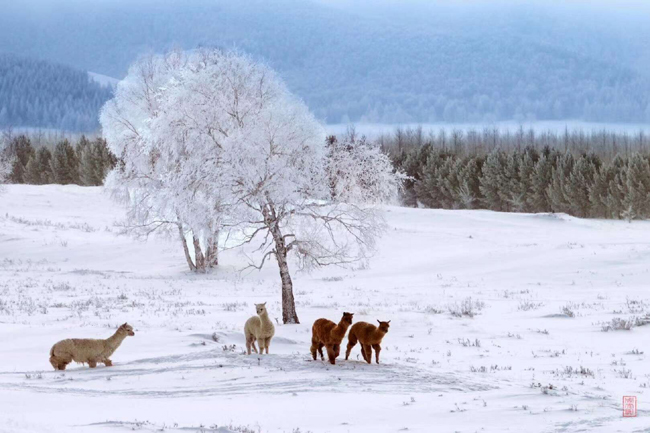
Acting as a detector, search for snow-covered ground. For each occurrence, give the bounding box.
[1,185,648,433]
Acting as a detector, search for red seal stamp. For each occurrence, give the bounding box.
[623,396,637,417]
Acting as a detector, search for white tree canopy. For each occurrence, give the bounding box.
[101,48,402,320]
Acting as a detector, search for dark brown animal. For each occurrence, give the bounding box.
[310,312,354,364]
[345,320,390,364]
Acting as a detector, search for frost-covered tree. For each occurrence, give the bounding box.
[100,51,219,273]
[212,52,399,323]
[4,135,35,184]
[102,49,401,320]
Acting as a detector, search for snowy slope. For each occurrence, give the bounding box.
[0,185,648,432]
[88,72,119,88]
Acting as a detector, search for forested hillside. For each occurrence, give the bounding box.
[0,54,113,132]
[1,0,650,124]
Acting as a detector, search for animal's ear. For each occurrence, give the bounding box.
[122,322,127,327]
[387,320,391,324]
[263,302,267,306]
[377,320,381,324]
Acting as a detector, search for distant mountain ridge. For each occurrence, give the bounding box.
[1,0,650,125]
[0,54,113,132]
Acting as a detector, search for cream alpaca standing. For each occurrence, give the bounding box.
[244,303,275,355]
[49,323,135,370]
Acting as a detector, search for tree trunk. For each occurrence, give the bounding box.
[178,224,196,272]
[192,235,206,272]
[269,222,299,324]
[205,232,219,269]
[263,199,299,324]
[277,247,299,324]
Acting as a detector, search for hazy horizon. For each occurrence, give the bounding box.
[1,0,650,129]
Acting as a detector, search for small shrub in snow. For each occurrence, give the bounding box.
[518,300,543,311]
[626,297,647,314]
[601,317,635,332]
[615,368,634,379]
[458,338,481,348]
[560,305,575,318]
[424,305,444,314]
[448,297,485,318]
[221,301,247,312]
[560,366,594,378]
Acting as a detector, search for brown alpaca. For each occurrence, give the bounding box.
[310,312,354,365]
[345,320,390,364]
[49,323,135,370]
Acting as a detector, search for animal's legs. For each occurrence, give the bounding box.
[362,344,372,364]
[345,333,358,360]
[372,344,382,364]
[310,337,319,360]
[326,345,337,365]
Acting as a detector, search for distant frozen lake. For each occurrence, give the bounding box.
[326,120,650,138]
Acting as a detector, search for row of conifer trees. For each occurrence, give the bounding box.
[2,135,116,186]
[392,144,650,220]
[4,127,650,220]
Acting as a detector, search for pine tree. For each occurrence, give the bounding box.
[415,149,451,208]
[589,161,616,218]
[564,154,599,217]
[93,138,116,184]
[607,156,629,219]
[401,143,431,207]
[32,147,53,184]
[23,155,42,184]
[515,147,538,212]
[4,135,34,183]
[548,152,574,214]
[436,156,459,209]
[529,148,557,212]
[479,149,508,211]
[455,156,484,209]
[79,143,99,185]
[623,154,650,219]
[50,140,79,184]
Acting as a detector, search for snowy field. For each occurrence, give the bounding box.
[1,185,649,433]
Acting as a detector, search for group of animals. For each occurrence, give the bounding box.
[245,303,390,365]
[48,304,390,370]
